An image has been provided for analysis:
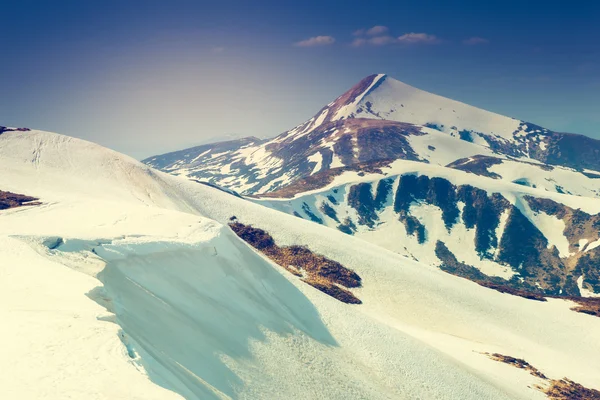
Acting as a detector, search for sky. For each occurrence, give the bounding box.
[1,0,599,159]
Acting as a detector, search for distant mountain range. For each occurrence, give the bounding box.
[144,73,600,196]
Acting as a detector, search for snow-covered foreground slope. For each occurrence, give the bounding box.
[2,129,600,399]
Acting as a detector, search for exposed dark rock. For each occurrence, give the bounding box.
[574,250,600,294]
[0,126,31,135]
[496,206,577,296]
[337,217,357,235]
[301,202,323,224]
[393,174,459,230]
[374,178,394,209]
[400,213,426,243]
[424,123,443,131]
[457,186,510,257]
[320,201,339,222]
[458,129,473,142]
[435,241,490,282]
[334,134,355,166]
[347,183,378,228]
[435,241,548,301]
[525,195,600,293]
[446,155,503,179]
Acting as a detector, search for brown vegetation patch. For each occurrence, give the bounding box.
[477,282,547,301]
[485,353,547,379]
[485,352,600,399]
[229,222,362,304]
[544,379,600,400]
[0,190,40,210]
[565,297,600,317]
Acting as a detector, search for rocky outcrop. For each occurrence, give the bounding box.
[259,158,393,199]
[0,126,30,135]
[0,190,40,210]
[393,175,459,229]
[347,178,394,228]
[446,155,503,179]
[486,353,600,399]
[280,172,600,297]
[457,186,510,257]
[229,222,362,304]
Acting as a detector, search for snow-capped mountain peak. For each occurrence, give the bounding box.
[145,74,600,196]
[284,72,520,142]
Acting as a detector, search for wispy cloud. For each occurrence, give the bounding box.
[396,32,440,45]
[352,31,440,47]
[211,46,225,53]
[354,25,389,37]
[366,25,389,36]
[294,35,335,47]
[463,37,489,45]
[351,36,396,47]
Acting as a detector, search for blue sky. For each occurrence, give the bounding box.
[1,0,599,158]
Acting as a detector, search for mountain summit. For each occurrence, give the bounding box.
[302,73,519,140]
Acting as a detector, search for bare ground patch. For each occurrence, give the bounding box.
[485,353,600,399]
[228,221,362,304]
[0,190,40,210]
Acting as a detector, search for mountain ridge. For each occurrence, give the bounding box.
[144,73,600,196]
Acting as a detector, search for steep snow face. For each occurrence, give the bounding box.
[346,76,522,139]
[4,129,600,398]
[332,73,387,120]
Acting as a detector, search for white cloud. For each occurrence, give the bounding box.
[366,25,389,36]
[396,32,440,44]
[352,31,441,47]
[352,36,396,47]
[463,37,489,45]
[369,36,396,46]
[294,36,335,47]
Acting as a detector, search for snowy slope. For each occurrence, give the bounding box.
[3,129,600,399]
